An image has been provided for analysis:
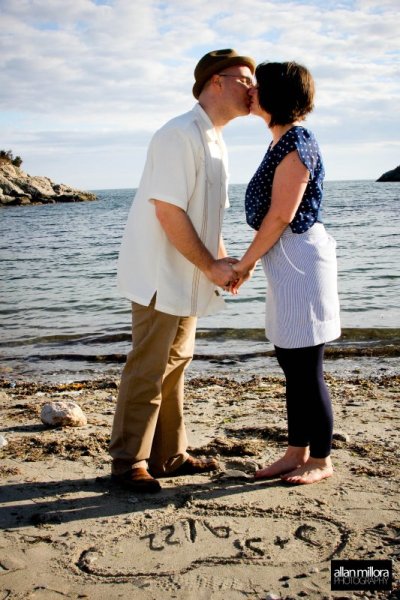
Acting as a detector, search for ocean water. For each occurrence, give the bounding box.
[1,181,399,381]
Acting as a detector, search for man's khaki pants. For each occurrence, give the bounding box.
[109,299,197,476]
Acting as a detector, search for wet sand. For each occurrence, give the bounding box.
[0,368,399,599]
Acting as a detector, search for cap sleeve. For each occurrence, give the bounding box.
[292,128,319,178]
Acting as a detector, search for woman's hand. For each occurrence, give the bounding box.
[229,261,256,294]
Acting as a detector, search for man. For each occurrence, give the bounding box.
[110,49,255,492]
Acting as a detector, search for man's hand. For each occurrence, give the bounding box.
[204,257,239,289]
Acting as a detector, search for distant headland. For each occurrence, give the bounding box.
[376,165,400,182]
[0,150,97,206]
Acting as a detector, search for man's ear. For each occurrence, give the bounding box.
[211,74,222,90]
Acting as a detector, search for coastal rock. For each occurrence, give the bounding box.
[0,160,97,206]
[376,165,400,182]
[333,431,350,443]
[40,401,87,428]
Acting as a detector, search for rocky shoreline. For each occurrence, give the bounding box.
[0,160,96,206]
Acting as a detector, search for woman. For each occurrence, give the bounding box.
[232,62,341,485]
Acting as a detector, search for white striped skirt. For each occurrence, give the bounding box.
[261,223,341,349]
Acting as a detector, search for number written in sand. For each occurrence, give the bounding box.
[139,518,325,558]
[140,525,180,551]
[140,519,231,551]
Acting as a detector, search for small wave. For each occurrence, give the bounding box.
[2,327,399,351]
[24,353,127,364]
[0,331,131,348]
[197,327,400,343]
[17,339,399,367]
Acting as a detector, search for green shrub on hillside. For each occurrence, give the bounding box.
[0,150,23,167]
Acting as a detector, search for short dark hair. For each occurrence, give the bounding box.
[255,61,315,127]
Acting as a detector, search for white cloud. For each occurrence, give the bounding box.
[0,0,399,187]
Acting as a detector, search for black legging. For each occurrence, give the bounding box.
[274,343,333,459]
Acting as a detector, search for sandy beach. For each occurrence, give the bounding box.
[0,366,399,599]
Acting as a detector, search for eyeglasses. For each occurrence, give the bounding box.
[217,73,254,87]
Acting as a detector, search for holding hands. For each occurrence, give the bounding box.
[204,257,239,289]
[230,261,255,294]
[205,257,255,294]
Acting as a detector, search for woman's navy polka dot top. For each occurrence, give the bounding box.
[245,126,325,233]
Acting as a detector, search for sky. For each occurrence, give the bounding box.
[1,0,399,190]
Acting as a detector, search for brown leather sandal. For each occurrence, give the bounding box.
[153,456,219,478]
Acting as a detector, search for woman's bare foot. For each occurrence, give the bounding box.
[281,456,333,485]
[254,446,309,480]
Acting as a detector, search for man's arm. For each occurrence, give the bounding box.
[153,200,235,287]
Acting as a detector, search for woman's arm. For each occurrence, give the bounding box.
[218,236,228,258]
[232,150,309,286]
